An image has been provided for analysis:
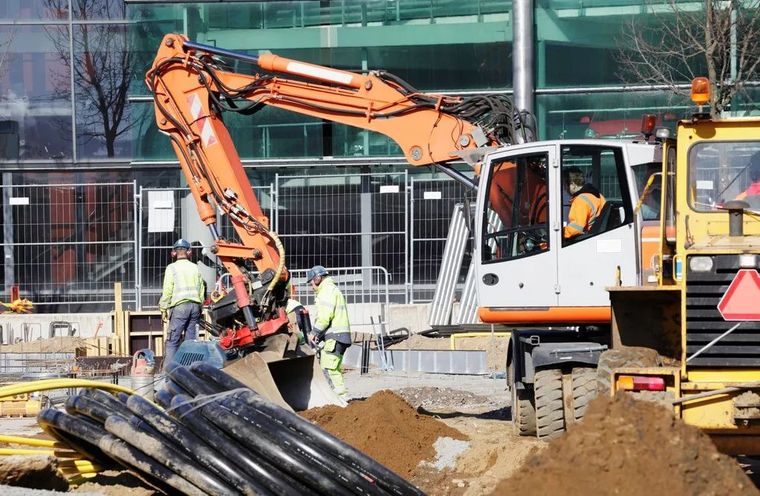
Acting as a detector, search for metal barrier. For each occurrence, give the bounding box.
[3,171,474,313]
[0,181,137,312]
[288,266,390,333]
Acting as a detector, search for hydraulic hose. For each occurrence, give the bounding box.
[220,395,387,496]
[170,394,314,496]
[200,398,354,496]
[126,394,270,496]
[104,414,236,496]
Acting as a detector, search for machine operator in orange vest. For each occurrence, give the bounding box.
[563,167,606,239]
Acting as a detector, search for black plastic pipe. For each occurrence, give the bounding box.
[127,393,270,496]
[170,394,313,496]
[104,414,236,496]
[220,395,388,496]
[167,361,224,396]
[200,398,353,496]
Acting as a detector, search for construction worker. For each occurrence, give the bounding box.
[159,239,205,370]
[736,151,760,203]
[306,265,351,398]
[563,167,606,239]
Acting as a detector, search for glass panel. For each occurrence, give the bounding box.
[537,0,661,88]
[0,1,68,22]
[72,23,135,159]
[481,153,549,263]
[561,145,630,244]
[73,0,126,20]
[631,162,662,221]
[688,142,760,212]
[0,25,72,161]
[537,91,692,141]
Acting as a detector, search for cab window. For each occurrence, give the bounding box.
[688,142,760,211]
[561,146,632,245]
[481,153,549,263]
[632,162,663,221]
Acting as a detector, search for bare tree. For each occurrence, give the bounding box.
[46,0,135,157]
[617,0,760,117]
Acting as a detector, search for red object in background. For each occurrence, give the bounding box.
[717,269,760,321]
[10,286,19,302]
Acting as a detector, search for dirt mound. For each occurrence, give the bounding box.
[0,455,68,491]
[493,392,758,496]
[302,390,467,478]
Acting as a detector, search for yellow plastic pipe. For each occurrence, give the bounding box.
[0,434,66,449]
[450,332,511,350]
[0,448,81,457]
[0,379,133,400]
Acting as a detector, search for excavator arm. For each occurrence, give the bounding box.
[146,33,533,351]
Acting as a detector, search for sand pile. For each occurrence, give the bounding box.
[302,390,467,478]
[494,392,758,496]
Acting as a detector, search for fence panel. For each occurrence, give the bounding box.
[288,266,390,333]
[410,176,474,302]
[138,185,273,309]
[274,171,408,302]
[0,182,136,312]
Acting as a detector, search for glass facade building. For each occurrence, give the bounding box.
[1,0,759,311]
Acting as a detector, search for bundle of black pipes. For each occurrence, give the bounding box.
[37,362,425,496]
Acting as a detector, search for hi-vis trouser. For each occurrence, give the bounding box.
[320,338,350,396]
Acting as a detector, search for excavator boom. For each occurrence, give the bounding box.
[146,33,533,409]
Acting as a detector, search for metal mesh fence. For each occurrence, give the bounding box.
[1,182,136,312]
[410,176,475,302]
[2,172,469,312]
[274,171,408,303]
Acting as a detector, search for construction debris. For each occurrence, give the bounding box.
[493,392,758,496]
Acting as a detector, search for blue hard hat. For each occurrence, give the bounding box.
[306,265,328,282]
[173,239,191,250]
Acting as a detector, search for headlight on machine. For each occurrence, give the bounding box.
[689,256,714,272]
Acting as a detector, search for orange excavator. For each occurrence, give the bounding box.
[146,33,535,409]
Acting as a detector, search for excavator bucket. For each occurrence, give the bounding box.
[224,333,346,411]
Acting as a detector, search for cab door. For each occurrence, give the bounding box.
[475,145,559,311]
[555,144,637,307]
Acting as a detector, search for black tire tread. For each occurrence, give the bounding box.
[534,369,564,440]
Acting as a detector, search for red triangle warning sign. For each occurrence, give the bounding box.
[717,269,760,321]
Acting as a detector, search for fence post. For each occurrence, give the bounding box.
[134,182,142,310]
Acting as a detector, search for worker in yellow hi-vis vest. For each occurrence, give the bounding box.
[306,265,351,398]
[159,239,205,370]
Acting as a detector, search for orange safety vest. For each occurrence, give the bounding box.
[564,191,606,238]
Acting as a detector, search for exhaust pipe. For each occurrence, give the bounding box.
[724,200,750,237]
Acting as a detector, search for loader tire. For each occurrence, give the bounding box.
[535,369,565,440]
[596,347,660,395]
[571,367,597,423]
[511,385,536,437]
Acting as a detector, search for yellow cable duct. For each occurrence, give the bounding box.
[0,448,81,457]
[0,379,134,400]
[0,434,66,448]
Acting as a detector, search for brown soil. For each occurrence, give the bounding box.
[71,470,158,495]
[302,390,467,479]
[493,392,759,496]
[0,455,68,491]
